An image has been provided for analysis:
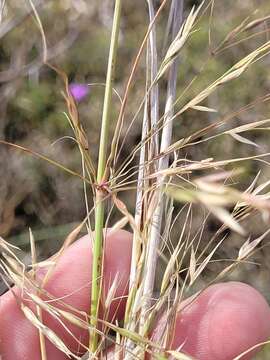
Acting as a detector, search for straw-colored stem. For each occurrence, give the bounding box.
[29,228,47,360]
[140,0,184,329]
[89,0,122,354]
[129,99,148,289]
[129,10,156,290]
[107,0,169,171]
[138,0,160,332]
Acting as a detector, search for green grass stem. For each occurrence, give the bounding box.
[89,0,122,354]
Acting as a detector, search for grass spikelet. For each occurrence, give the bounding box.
[237,229,270,261]
[167,350,195,360]
[21,304,81,360]
[156,1,204,82]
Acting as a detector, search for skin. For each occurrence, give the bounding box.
[0,229,270,359]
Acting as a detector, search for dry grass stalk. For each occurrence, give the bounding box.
[140,0,184,331]
[29,228,47,360]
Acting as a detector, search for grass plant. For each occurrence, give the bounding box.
[1,0,270,359]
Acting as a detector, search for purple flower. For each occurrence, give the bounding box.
[69,83,89,102]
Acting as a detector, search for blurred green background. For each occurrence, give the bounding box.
[0,1,270,357]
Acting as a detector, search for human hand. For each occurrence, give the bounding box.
[0,230,270,359]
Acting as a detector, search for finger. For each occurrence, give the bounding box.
[152,282,270,360]
[0,229,132,360]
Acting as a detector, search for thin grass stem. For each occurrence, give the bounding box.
[89,0,122,354]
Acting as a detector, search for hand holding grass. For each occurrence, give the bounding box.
[1,230,270,360]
